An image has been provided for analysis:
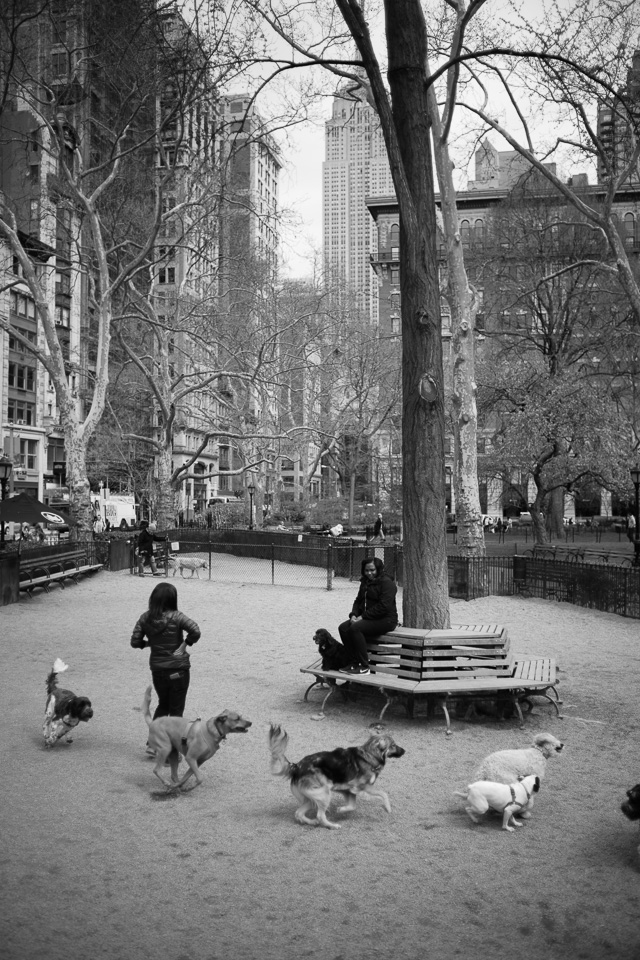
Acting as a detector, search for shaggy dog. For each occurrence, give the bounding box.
[621,783,640,860]
[43,658,93,747]
[142,686,251,790]
[168,555,207,578]
[268,723,405,829]
[314,628,351,671]
[471,732,564,785]
[455,775,540,832]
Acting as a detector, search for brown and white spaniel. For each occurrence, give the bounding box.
[43,658,93,747]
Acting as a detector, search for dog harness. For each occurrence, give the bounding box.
[502,782,533,812]
[180,717,201,746]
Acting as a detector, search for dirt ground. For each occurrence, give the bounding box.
[1,568,639,960]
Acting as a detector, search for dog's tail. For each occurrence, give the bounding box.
[453,788,470,800]
[142,685,154,728]
[46,658,69,695]
[268,723,294,779]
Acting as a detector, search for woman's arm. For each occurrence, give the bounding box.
[177,613,201,646]
[130,617,148,648]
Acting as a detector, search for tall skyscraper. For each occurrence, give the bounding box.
[323,89,393,321]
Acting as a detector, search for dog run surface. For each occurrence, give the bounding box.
[1,567,639,960]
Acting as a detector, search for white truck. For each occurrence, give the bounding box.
[93,489,138,530]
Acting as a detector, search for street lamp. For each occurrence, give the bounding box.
[631,464,640,567]
[248,483,255,531]
[0,455,13,548]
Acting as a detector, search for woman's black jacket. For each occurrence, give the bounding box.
[350,573,398,624]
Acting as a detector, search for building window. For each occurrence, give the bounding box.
[460,220,470,247]
[51,51,68,78]
[55,305,70,327]
[20,439,38,470]
[7,400,35,425]
[624,213,636,247]
[158,266,176,284]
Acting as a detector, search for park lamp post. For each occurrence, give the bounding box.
[0,455,13,548]
[631,464,640,567]
[248,482,255,531]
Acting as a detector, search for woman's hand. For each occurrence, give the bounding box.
[173,642,187,657]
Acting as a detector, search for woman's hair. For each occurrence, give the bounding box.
[361,556,384,577]
[148,582,177,616]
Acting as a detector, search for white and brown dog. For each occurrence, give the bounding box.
[471,732,564,784]
[455,775,541,832]
[167,555,207,578]
[142,686,251,791]
[43,658,93,747]
[268,723,405,829]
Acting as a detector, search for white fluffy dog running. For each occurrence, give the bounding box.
[471,732,564,784]
[455,775,541,832]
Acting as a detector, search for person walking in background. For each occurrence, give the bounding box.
[628,513,636,542]
[371,512,386,543]
[130,583,201,750]
[338,556,398,676]
[136,519,162,577]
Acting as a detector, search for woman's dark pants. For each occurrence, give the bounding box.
[151,669,190,718]
[338,617,398,667]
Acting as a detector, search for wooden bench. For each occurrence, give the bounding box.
[300,624,561,734]
[20,548,103,597]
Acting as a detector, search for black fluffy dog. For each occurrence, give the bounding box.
[621,784,640,859]
[314,628,351,671]
[43,658,93,747]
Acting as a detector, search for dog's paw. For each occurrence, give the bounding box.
[520,811,532,819]
[503,825,515,832]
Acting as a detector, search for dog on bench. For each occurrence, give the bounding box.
[142,686,251,790]
[168,554,207,578]
[313,628,351,671]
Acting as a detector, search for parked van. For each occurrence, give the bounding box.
[94,492,137,530]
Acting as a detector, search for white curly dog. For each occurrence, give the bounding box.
[471,732,564,785]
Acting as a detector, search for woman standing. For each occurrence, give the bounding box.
[338,557,398,676]
[130,582,201,727]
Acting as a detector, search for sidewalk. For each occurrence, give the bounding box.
[1,570,639,960]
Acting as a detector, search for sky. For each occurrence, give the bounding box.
[278,119,326,279]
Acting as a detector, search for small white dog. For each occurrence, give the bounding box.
[167,555,207,578]
[471,732,564,784]
[455,775,541,832]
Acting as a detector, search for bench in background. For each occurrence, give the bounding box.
[20,546,103,598]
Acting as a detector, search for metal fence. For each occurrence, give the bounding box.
[115,530,640,619]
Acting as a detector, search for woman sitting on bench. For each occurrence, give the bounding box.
[338,557,398,676]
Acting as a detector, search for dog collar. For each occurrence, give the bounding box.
[214,719,227,740]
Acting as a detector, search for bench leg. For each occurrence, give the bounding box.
[304,678,325,702]
[439,696,453,736]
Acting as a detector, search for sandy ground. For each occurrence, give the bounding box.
[1,566,639,960]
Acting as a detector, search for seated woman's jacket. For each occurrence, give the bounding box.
[130,611,200,671]
[351,573,398,624]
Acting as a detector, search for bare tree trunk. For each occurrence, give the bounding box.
[427,83,484,558]
[384,0,449,627]
[546,487,564,539]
